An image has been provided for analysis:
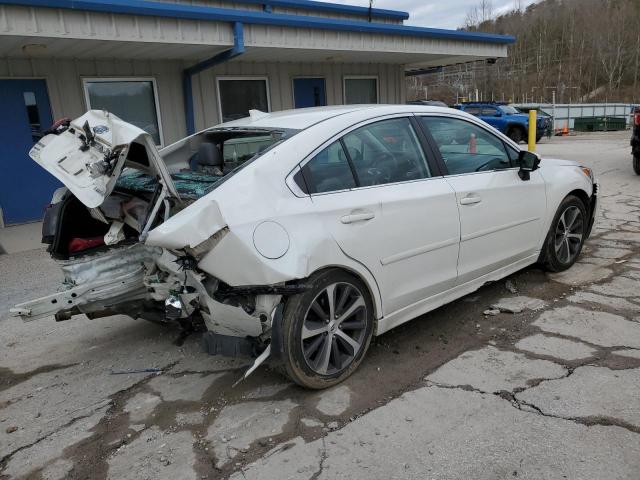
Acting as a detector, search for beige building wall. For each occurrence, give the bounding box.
[0,57,406,145]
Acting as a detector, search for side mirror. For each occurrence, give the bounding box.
[517,151,541,180]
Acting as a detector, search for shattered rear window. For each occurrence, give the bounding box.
[116,170,225,199]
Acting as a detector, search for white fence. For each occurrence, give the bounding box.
[513,103,638,131]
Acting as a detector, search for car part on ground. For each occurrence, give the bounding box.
[11,106,597,389]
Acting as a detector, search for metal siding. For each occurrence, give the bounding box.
[1,57,406,139]
[0,4,234,46]
[189,61,405,129]
[0,57,187,144]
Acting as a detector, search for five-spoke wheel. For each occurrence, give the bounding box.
[301,282,368,376]
[541,195,588,272]
[278,269,374,389]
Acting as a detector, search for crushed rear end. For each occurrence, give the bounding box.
[11,111,297,376]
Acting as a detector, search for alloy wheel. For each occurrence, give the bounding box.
[554,205,584,264]
[301,282,368,376]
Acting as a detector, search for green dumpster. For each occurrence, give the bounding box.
[574,117,627,132]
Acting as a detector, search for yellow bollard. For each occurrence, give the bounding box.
[528,110,537,152]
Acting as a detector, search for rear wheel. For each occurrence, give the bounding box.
[278,269,374,389]
[541,195,587,272]
[633,155,640,175]
[507,126,525,144]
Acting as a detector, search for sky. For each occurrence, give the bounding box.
[329,0,539,30]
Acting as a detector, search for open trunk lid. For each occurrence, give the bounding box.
[29,110,179,208]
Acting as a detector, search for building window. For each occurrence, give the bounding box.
[344,76,378,104]
[83,78,163,145]
[217,77,270,123]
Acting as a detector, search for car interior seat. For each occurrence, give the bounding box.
[193,143,224,176]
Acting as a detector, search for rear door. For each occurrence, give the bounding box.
[295,116,460,316]
[417,115,546,285]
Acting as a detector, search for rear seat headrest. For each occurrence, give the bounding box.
[197,142,223,167]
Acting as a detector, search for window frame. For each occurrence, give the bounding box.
[288,114,441,197]
[343,75,379,105]
[416,113,520,178]
[82,77,164,147]
[216,75,271,124]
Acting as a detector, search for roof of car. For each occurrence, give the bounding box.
[216,105,457,131]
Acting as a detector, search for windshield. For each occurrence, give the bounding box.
[500,105,520,115]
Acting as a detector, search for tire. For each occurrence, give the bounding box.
[278,269,375,389]
[540,195,588,273]
[535,133,544,143]
[507,126,525,144]
[634,155,640,175]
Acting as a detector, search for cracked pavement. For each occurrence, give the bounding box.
[1,131,640,479]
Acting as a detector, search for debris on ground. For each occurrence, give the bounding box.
[484,309,501,316]
[505,279,518,294]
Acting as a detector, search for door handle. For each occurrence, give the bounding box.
[460,196,482,205]
[341,211,375,224]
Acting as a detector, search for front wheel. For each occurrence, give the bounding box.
[278,269,374,389]
[634,155,640,175]
[540,195,588,272]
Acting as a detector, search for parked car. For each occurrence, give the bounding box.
[515,106,554,138]
[12,105,598,389]
[632,106,640,175]
[456,102,546,143]
[407,100,448,108]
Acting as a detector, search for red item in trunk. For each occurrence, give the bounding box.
[68,236,105,253]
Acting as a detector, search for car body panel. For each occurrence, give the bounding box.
[445,168,547,284]
[29,110,179,208]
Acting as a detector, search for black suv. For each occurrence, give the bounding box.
[632,107,640,175]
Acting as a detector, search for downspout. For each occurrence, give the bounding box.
[183,22,245,135]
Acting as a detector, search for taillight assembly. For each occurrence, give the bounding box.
[634,111,640,126]
[68,237,105,253]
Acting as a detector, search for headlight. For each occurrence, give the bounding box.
[579,166,594,182]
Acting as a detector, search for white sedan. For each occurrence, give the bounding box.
[12,105,597,389]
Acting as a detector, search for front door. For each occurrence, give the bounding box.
[0,79,56,225]
[293,78,327,109]
[418,115,546,285]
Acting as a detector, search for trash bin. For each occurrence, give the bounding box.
[574,117,627,132]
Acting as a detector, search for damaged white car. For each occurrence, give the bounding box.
[11,106,597,389]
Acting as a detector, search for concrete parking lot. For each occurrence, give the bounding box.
[1,130,639,480]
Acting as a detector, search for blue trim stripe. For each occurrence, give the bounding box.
[0,0,516,44]
[229,0,408,20]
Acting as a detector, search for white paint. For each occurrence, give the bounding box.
[253,221,290,259]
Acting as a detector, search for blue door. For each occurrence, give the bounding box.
[293,78,327,108]
[0,79,57,225]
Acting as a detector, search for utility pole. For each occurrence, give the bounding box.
[368,0,373,22]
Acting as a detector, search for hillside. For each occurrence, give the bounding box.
[410,0,640,104]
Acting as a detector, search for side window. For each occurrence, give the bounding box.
[464,107,481,116]
[481,107,499,116]
[342,118,430,186]
[419,116,512,175]
[299,141,356,194]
